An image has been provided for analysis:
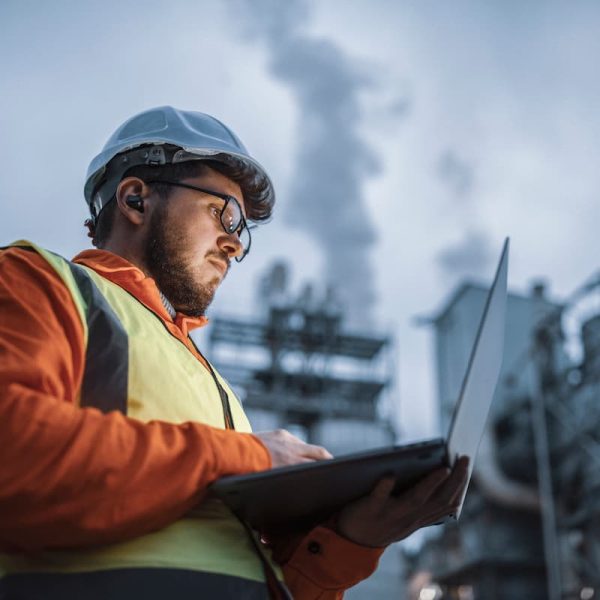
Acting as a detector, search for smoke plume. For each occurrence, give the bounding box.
[437,149,474,198]
[436,229,494,283]
[435,147,494,283]
[231,0,382,326]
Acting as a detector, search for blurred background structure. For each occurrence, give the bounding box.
[406,269,600,600]
[208,259,600,599]
[2,0,600,598]
[209,260,395,451]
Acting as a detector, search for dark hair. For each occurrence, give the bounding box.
[91,157,274,248]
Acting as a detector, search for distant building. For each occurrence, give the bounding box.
[411,273,600,600]
[430,280,563,432]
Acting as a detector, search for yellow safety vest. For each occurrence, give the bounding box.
[0,242,282,591]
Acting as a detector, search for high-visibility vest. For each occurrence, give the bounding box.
[0,242,282,594]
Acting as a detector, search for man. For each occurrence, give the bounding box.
[0,106,468,599]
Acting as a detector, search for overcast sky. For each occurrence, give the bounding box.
[2,0,599,440]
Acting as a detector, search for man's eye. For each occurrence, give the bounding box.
[209,205,222,218]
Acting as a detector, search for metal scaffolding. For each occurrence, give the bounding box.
[208,262,395,448]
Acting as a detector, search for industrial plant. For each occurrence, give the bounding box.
[410,271,600,600]
[208,260,600,600]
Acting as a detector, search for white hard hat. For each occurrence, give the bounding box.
[84,106,274,223]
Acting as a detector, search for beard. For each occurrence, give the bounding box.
[143,203,228,317]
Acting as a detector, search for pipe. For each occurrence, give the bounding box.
[473,423,540,511]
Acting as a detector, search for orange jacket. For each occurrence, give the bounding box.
[0,246,383,598]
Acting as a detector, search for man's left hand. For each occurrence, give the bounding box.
[335,456,470,547]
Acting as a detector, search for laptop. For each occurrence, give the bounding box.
[211,238,509,533]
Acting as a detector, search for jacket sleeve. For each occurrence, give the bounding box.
[274,525,385,599]
[0,248,272,552]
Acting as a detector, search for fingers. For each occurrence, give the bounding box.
[300,443,333,461]
[392,456,470,509]
[254,429,333,468]
[337,456,471,546]
[411,456,470,525]
[406,467,451,504]
[440,455,470,504]
[370,476,395,501]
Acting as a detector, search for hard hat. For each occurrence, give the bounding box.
[84,106,274,223]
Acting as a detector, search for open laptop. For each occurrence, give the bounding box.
[211,238,509,533]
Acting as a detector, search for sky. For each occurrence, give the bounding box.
[1,0,599,440]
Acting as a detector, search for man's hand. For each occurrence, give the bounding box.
[254,429,333,468]
[336,456,470,547]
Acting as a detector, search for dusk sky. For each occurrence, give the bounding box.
[2,0,599,440]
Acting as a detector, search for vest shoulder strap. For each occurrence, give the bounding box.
[7,240,89,341]
[5,241,129,414]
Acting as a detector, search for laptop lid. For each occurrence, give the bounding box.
[446,237,509,512]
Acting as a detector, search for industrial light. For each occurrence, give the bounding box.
[580,588,595,600]
[419,584,442,600]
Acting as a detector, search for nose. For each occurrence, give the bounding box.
[217,231,243,259]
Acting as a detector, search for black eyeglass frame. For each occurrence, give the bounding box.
[145,179,252,262]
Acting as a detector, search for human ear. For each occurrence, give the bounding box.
[115,177,151,226]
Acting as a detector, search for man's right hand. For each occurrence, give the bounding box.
[254,429,333,468]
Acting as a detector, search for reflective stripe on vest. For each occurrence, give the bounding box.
[0,242,283,589]
[6,241,128,413]
[69,261,129,413]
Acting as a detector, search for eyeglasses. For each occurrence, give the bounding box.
[146,180,252,262]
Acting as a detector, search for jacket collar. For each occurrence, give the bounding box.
[72,249,208,336]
